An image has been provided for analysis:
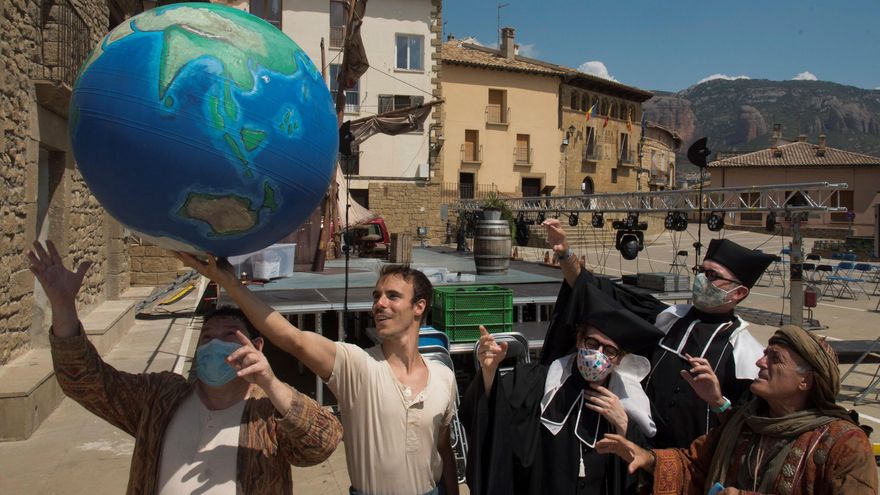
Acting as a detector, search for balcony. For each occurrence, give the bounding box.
[514,147,533,166]
[330,25,345,49]
[485,105,510,125]
[461,143,482,164]
[35,0,91,116]
[441,182,499,202]
[618,148,635,166]
[649,173,669,187]
[583,144,600,162]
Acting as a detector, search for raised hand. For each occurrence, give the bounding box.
[681,353,725,410]
[541,218,568,254]
[584,383,628,436]
[477,325,507,395]
[595,433,656,475]
[174,251,237,287]
[28,240,91,307]
[225,330,274,390]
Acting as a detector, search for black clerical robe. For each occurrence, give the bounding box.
[460,361,640,495]
[539,270,759,450]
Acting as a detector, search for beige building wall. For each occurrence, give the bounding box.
[643,126,678,190]
[442,64,561,195]
[714,167,880,237]
[560,87,646,195]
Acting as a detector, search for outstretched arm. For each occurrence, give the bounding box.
[28,240,91,338]
[542,219,582,287]
[176,253,337,380]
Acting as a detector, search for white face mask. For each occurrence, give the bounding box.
[576,348,614,382]
[691,273,742,310]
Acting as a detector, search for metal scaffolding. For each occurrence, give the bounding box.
[453,182,849,214]
[452,182,850,329]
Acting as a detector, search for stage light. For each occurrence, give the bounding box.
[615,230,644,260]
[707,212,724,232]
[536,211,546,224]
[673,212,688,232]
[665,212,676,230]
[591,212,605,228]
[568,212,579,226]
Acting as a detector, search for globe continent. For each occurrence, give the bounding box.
[69,3,337,256]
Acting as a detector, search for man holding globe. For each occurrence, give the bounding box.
[177,253,460,495]
[30,240,341,494]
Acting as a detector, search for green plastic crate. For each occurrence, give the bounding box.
[431,285,513,342]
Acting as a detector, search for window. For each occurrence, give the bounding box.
[619,133,631,163]
[515,134,531,164]
[377,94,425,130]
[584,127,597,160]
[462,130,480,162]
[830,191,855,222]
[459,172,475,199]
[570,90,578,110]
[250,0,281,29]
[611,168,618,184]
[522,178,542,197]
[329,0,347,48]
[330,63,360,113]
[396,34,423,71]
[581,177,594,194]
[487,89,508,124]
[581,94,590,112]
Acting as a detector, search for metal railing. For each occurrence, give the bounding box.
[485,105,510,124]
[441,182,499,202]
[583,143,600,161]
[514,146,532,165]
[461,143,482,163]
[330,25,345,48]
[40,0,91,88]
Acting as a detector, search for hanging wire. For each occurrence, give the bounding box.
[366,64,436,98]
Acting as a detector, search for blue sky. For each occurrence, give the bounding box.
[441,0,880,92]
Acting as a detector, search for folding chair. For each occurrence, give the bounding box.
[472,332,531,374]
[760,255,784,287]
[823,261,860,300]
[804,254,822,283]
[815,263,834,287]
[840,337,880,405]
[669,250,689,277]
[852,263,874,298]
[419,344,468,484]
[419,327,450,350]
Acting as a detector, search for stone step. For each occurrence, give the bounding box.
[0,286,153,441]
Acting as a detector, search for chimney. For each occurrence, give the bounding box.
[797,134,807,142]
[500,27,516,59]
[771,124,782,157]
[817,134,827,157]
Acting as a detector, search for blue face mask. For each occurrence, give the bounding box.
[195,339,241,387]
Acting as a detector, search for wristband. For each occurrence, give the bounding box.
[710,396,731,414]
[557,247,573,261]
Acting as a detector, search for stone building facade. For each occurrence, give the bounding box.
[560,76,654,195]
[642,122,681,191]
[0,0,142,365]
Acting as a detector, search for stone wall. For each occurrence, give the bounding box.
[368,182,447,246]
[0,0,117,365]
[129,244,185,286]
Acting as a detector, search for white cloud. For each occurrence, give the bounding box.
[696,73,750,85]
[577,61,617,82]
[793,71,818,81]
[517,43,539,58]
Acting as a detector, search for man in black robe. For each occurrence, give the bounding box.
[460,283,664,495]
[541,219,775,450]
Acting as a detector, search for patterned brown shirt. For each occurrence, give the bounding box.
[50,328,342,495]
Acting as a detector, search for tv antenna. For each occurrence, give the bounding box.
[497,3,509,47]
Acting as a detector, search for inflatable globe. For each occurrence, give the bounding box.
[69,3,337,256]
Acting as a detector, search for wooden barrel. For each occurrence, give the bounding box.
[473,219,511,274]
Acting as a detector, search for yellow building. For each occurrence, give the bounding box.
[440,29,565,198]
[560,77,654,194]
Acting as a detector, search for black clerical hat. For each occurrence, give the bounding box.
[581,285,665,354]
[704,238,775,288]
